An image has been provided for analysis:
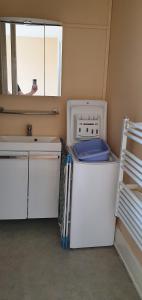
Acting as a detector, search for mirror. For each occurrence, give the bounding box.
[0,17,63,96]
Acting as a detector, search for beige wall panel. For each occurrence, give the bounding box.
[0,0,111,26]
[107,0,142,155]
[62,27,107,98]
[16,37,44,95]
[0,0,112,138]
[107,0,142,259]
[0,97,66,138]
[7,36,58,95]
[45,38,58,96]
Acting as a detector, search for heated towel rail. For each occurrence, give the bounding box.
[116,118,142,251]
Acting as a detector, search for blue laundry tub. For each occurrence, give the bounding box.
[73,138,110,162]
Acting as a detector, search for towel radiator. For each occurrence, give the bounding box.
[116,118,142,251]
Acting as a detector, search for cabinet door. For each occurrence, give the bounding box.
[0,152,28,219]
[28,152,61,218]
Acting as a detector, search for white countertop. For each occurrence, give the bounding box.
[0,136,61,151]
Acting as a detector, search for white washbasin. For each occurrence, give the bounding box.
[0,136,61,151]
[0,136,58,143]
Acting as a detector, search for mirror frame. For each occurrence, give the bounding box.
[0,17,63,97]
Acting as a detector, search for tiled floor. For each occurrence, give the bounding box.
[0,219,140,300]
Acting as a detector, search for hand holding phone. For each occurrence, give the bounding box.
[33,79,37,85]
[32,79,38,93]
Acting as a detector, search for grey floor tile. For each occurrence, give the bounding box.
[0,219,140,300]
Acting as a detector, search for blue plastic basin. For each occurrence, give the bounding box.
[72,138,110,162]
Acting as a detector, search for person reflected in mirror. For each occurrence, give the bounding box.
[17,83,38,96]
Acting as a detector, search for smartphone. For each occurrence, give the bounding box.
[33,79,37,85]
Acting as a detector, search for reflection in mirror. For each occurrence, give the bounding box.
[0,18,63,96]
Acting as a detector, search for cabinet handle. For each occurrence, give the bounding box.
[0,155,27,159]
[29,155,60,160]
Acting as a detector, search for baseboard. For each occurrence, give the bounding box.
[114,228,142,300]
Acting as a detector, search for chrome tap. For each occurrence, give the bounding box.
[27,124,32,136]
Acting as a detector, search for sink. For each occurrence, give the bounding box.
[0,136,61,151]
[31,137,58,143]
[0,136,58,143]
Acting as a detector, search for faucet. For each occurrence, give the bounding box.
[27,124,32,136]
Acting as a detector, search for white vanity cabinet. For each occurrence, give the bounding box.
[28,152,61,218]
[0,137,61,220]
[0,151,28,219]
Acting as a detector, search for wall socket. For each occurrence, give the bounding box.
[76,119,100,139]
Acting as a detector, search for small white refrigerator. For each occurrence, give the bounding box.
[60,99,119,249]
